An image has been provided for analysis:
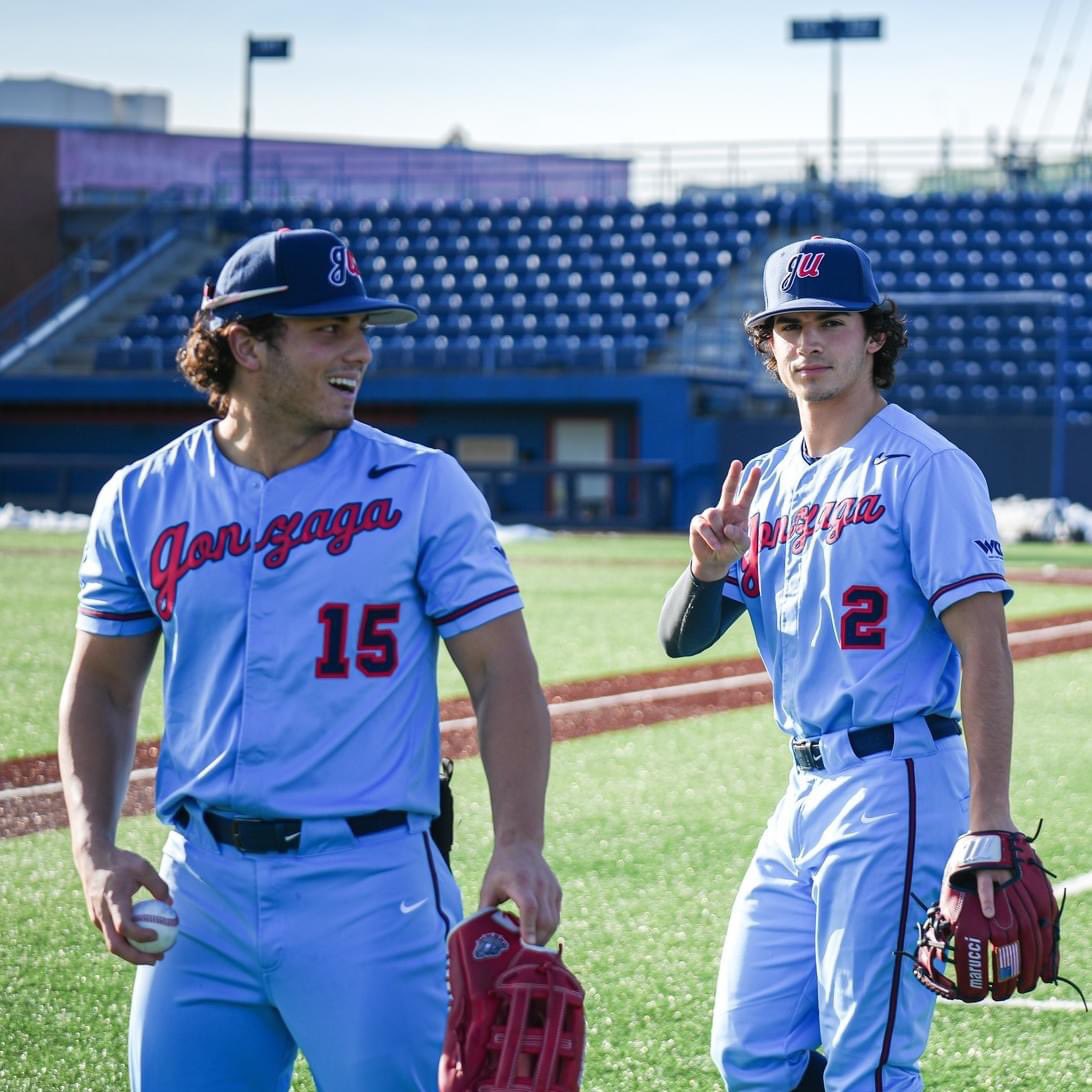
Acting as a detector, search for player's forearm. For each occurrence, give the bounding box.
[659,565,745,657]
[476,685,551,849]
[446,613,552,848]
[943,594,1016,831]
[958,635,1015,830]
[59,676,142,856]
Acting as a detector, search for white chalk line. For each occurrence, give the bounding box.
[1058,870,1092,898]
[1008,619,1092,645]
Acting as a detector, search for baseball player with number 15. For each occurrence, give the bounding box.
[659,237,1047,1091]
[59,227,562,1091]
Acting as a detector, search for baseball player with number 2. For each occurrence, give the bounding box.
[660,237,1060,1090]
[59,227,562,1091]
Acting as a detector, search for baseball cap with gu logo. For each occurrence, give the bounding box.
[202,228,419,328]
[747,236,882,325]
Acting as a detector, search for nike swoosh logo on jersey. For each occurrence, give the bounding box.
[400,898,428,914]
[872,452,911,465]
[368,463,414,478]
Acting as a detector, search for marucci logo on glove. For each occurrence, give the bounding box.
[966,936,985,991]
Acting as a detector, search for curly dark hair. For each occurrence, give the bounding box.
[176,312,285,416]
[744,301,909,390]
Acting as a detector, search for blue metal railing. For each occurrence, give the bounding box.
[0,183,210,363]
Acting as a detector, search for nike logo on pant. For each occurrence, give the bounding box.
[400,898,428,914]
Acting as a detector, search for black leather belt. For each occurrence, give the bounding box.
[790,715,961,772]
[177,805,407,853]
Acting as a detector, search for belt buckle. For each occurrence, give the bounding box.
[227,817,264,852]
[791,737,825,771]
[227,817,301,853]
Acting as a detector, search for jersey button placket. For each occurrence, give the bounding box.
[778,472,809,726]
[236,477,272,799]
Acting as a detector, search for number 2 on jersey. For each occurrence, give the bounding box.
[840,585,888,649]
[315,602,400,678]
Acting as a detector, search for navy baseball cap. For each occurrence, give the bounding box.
[202,228,418,327]
[748,236,881,325]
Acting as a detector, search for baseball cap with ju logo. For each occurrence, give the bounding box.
[202,228,418,327]
[747,236,882,325]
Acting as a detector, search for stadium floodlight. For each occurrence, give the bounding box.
[789,16,882,185]
[242,35,293,205]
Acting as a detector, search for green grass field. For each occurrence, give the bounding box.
[1,531,1090,1089]
[3,530,1092,761]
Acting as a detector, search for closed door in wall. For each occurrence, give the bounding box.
[549,417,612,520]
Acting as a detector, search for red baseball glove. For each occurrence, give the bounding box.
[439,908,586,1092]
[913,829,1061,1002]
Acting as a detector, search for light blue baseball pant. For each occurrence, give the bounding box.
[129,810,462,1091]
[711,732,968,1091]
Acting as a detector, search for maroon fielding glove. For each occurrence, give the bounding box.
[914,830,1060,1002]
[440,908,585,1091]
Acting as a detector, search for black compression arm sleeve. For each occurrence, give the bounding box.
[658,566,746,658]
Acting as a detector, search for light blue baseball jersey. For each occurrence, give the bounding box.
[77,420,521,822]
[722,403,1012,737]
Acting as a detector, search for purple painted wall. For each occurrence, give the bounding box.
[57,128,629,206]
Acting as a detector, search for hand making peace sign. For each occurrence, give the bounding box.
[688,459,761,583]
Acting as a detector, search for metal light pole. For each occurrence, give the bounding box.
[241,35,292,205]
[830,32,841,183]
[789,17,882,185]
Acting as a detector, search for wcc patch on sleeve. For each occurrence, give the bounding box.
[973,537,1005,560]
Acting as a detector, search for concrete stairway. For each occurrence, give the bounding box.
[9,234,226,375]
[650,227,801,385]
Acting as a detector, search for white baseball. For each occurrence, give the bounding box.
[130,899,180,954]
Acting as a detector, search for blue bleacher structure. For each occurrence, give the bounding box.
[92,188,1092,423]
[94,194,764,378]
[834,189,1092,422]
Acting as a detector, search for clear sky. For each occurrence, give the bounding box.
[5,0,1090,152]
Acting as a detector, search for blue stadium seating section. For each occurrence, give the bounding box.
[833,190,1092,421]
[93,188,1092,422]
[96,195,771,376]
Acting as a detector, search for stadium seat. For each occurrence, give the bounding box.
[129,336,165,371]
[93,336,133,371]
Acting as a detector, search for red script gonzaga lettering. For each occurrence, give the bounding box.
[149,499,401,620]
